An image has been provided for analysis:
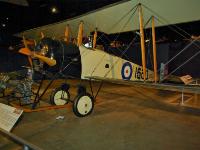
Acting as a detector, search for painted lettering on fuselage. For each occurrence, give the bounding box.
[134,66,149,80]
[121,62,149,80]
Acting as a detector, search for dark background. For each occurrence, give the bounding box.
[0,0,122,34]
[0,0,199,78]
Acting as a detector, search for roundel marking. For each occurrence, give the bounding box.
[121,62,132,80]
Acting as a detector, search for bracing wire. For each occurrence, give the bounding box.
[61,48,88,72]
[103,36,138,78]
[142,4,200,49]
[88,5,139,77]
[153,16,200,78]
[142,4,191,38]
[46,2,199,82]
[163,48,200,81]
[70,4,138,77]
[164,39,198,66]
[140,4,200,80]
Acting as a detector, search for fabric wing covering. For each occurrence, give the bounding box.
[17,0,200,39]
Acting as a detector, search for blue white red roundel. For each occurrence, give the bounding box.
[121,62,132,80]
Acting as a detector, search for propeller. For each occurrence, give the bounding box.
[19,47,56,67]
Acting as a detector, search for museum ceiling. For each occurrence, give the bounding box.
[0,0,122,34]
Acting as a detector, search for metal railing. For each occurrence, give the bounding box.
[0,128,42,150]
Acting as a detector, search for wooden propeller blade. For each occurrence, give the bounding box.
[33,54,57,66]
[19,47,32,56]
[19,48,56,66]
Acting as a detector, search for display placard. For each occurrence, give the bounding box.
[0,103,23,132]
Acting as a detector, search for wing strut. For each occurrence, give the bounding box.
[77,21,84,46]
[138,4,146,81]
[93,28,97,49]
[152,16,158,83]
[64,24,70,43]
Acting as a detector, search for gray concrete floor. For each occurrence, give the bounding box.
[1,80,200,150]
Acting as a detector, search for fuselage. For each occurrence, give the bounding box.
[35,38,153,81]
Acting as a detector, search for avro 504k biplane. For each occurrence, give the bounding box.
[0,0,200,117]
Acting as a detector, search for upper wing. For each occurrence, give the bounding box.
[17,0,200,39]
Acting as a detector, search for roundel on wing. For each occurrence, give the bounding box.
[121,62,132,80]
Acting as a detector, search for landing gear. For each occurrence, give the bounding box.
[73,93,94,117]
[50,87,70,105]
[50,83,94,117]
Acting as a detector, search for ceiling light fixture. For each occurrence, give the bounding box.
[2,23,6,27]
[51,6,58,14]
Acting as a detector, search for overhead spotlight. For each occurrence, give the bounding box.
[51,6,58,14]
[1,23,6,27]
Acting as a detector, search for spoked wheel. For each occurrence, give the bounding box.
[50,87,70,105]
[73,93,94,117]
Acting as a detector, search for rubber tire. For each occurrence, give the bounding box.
[73,93,94,117]
[50,87,70,105]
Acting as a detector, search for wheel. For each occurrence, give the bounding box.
[50,87,70,105]
[73,93,94,117]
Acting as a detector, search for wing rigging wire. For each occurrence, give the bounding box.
[38,3,199,83]
[103,36,138,78]
[101,3,200,81]
[142,4,193,39]
[163,48,200,81]
[88,5,139,77]
[152,17,200,80]
[57,4,138,76]
[139,4,200,81]
[142,3,200,50]
[73,4,139,96]
[84,3,138,54]
[97,6,153,79]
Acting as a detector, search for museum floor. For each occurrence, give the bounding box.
[0,79,200,150]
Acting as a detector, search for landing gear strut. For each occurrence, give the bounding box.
[50,83,94,117]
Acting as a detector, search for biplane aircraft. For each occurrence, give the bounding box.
[0,0,200,117]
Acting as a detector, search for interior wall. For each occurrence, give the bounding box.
[0,47,28,72]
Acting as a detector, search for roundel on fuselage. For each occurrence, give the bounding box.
[121,62,132,80]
